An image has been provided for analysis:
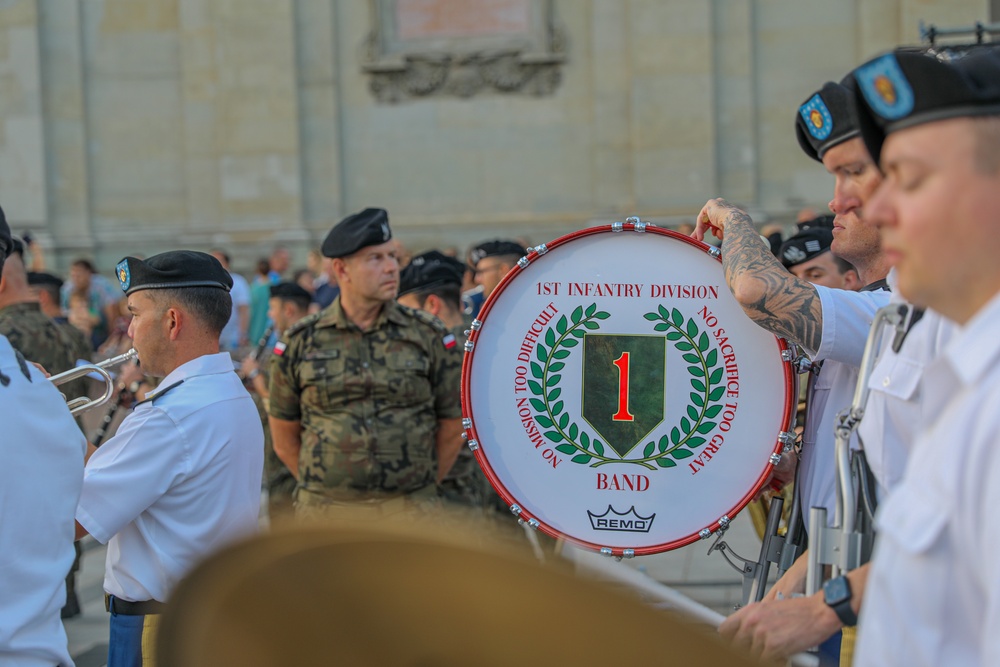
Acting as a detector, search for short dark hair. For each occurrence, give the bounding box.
[153,287,232,336]
[33,281,60,304]
[409,283,462,313]
[71,258,97,273]
[275,293,311,313]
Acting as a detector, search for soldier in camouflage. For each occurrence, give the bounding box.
[0,243,79,396]
[240,281,312,520]
[28,271,93,365]
[268,208,464,516]
[398,250,488,510]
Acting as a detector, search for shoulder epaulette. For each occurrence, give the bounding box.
[285,311,322,338]
[133,379,185,407]
[403,305,449,334]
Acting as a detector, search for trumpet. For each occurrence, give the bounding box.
[50,348,140,415]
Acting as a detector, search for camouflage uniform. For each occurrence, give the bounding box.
[268,296,462,511]
[0,303,78,394]
[437,322,489,509]
[54,316,92,365]
[252,342,297,518]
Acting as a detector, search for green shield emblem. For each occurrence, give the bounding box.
[582,334,666,457]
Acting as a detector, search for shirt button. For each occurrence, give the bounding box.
[882,377,890,387]
[362,362,370,369]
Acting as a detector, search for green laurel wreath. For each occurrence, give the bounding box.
[639,306,726,465]
[527,303,723,470]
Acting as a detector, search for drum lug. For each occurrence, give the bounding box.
[517,256,530,268]
[781,349,795,362]
[699,528,713,540]
[467,439,479,452]
[707,246,721,259]
[718,515,731,531]
[612,221,624,232]
[625,216,648,233]
[470,319,482,331]
[463,340,475,352]
[769,452,782,466]
[621,548,635,559]
[462,417,472,430]
[526,518,540,530]
[778,431,797,452]
[534,243,548,255]
[600,547,614,557]
[509,504,522,517]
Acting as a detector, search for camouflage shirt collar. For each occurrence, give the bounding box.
[319,296,410,330]
[0,301,42,316]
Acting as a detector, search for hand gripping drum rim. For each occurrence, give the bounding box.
[461,223,796,557]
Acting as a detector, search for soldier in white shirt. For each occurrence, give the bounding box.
[850,47,1000,667]
[0,213,86,667]
[708,74,955,662]
[75,250,264,667]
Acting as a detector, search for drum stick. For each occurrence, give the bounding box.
[570,551,819,667]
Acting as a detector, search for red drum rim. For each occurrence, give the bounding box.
[461,222,796,556]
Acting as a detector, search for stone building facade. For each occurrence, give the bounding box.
[0,0,988,273]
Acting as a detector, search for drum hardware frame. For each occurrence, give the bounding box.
[804,304,909,596]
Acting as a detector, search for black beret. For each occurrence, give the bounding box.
[27,271,64,289]
[0,204,9,260]
[322,208,392,259]
[779,228,834,268]
[795,79,861,162]
[115,250,233,296]
[469,240,526,267]
[399,250,465,297]
[852,48,1000,163]
[269,281,312,301]
[797,214,835,231]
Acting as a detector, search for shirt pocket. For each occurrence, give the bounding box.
[386,351,431,407]
[299,349,346,411]
[867,354,921,402]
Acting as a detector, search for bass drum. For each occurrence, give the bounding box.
[461,222,795,556]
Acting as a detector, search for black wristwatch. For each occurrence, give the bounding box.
[822,575,858,627]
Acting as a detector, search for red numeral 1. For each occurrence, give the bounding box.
[612,352,634,422]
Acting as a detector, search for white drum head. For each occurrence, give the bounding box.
[462,224,795,556]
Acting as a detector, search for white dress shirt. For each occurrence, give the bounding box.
[0,336,85,667]
[856,290,1000,667]
[798,286,889,524]
[856,276,955,496]
[76,352,264,603]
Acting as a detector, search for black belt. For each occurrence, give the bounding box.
[105,594,167,616]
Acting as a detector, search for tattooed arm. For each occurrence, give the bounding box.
[694,198,823,354]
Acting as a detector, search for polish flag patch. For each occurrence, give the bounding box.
[273,341,287,356]
[442,334,457,350]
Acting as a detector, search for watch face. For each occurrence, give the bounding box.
[824,576,850,604]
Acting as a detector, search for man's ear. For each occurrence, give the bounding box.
[843,269,862,292]
[165,307,184,341]
[424,294,443,317]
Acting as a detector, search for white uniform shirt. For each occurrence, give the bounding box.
[798,286,889,524]
[856,276,955,495]
[856,290,1000,667]
[0,336,85,667]
[76,352,263,603]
